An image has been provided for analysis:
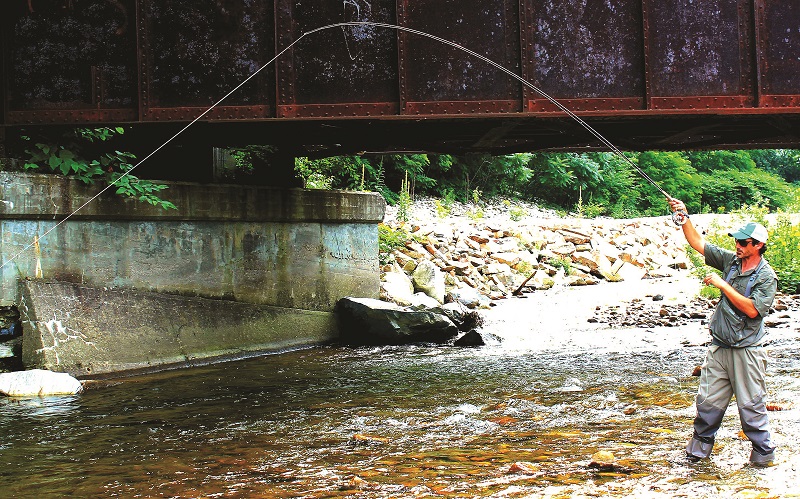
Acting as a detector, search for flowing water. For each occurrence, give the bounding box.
[1,278,798,498]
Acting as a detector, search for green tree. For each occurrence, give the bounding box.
[636,151,701,216]
[585,152,639,218]
[748,149,800,183]
[527,153,602,207]
[684,150,756,174]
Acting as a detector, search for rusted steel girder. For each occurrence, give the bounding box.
[1,0,799,154]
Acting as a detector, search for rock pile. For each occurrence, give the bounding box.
[589,292,800,330]
[380,200,692,309]
[589,295,713,328]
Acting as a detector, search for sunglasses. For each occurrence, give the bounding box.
[735,238,755,247]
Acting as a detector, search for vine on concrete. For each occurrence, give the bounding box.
[21,127,176,210]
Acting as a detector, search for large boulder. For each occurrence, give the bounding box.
[335,297,458,346]
[0,369,83,397]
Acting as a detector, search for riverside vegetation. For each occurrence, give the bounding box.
[291,149,799,299]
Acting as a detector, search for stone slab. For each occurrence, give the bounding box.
[20,280,337,377]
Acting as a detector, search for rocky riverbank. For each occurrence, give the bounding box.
[380,197,693,307]
[378,197,800,331]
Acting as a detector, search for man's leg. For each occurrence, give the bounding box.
[732,347,775,464]
[687,346,733,459]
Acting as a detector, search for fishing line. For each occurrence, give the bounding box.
[1,20,686,273]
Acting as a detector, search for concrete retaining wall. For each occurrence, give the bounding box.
[0,173,385,376]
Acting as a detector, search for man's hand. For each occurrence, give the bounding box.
[703,273,725,288]
[669,197,687,214]
[705,273,760,318]
[668,197,705,255]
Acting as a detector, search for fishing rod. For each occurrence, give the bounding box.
[2,20,689,273]
[314,22,689,225]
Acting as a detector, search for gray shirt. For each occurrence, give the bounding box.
[705,243,778,347]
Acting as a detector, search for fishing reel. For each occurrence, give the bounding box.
[671,209,689,226]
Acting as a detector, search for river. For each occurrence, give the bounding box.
[1,276,798,498]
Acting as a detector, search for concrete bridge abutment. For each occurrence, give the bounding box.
[0,172,385,377]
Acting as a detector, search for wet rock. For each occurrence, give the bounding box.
[447,287,491,309]
[589,450,616,468]
[453,329,492,347]
[408,292,441,309]
[0,369,83,397]
[436,304,483,332]
[766,402,790,411]
[350,434,389,445]
[335,297,458,346]
[508,461,538,474]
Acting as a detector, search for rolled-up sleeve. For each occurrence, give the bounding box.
[750,272,778,318]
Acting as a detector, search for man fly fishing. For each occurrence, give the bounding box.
[668,198,778,466]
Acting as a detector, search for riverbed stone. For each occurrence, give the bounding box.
[0,369,82,396]
[381,265,415,305]
[453,329,485,347]
[335,297,458,345]
[412,260,445,304]
[447,287,491,309]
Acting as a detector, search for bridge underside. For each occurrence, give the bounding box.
[3,0,800,157]
[189,113,800,157]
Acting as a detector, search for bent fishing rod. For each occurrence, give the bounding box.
[309,22,688,225]
[1,20,688,273]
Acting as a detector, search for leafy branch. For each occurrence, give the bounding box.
[22,127,176,210]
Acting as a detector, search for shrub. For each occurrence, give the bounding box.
[546,256,572,276]
[767,214,800,293]
[378,224,412,264]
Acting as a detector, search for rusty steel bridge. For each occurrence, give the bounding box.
[2,0,800,163]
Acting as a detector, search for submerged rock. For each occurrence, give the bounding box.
[453,330,485,347]
[0,369,83,397]
[335,297,458,346]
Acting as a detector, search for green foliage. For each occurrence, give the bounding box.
[636,151,702,216]
[698,164,792,213]
[397,172,412,223]
[765,214,800,293]
[21,127,175,210]
[504,200,528,221]
[685,150,756,174]
[378,223,412,264]
[435,199,451,219]
[466,207,485,220]
[435,189,456,219]
[528,153,602,207]
[686,205,800,294]
[786,185,800,212]
[748,149,800,183]
[685,243,722,299]
[424,153,532,201]
[465,188,484,220]
[515,260,535,277]
[291,148,798,222]
[546,256,572,276]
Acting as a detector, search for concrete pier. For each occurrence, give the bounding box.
[0,172,385,377]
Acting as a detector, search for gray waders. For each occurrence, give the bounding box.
[686,345,775,463]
